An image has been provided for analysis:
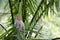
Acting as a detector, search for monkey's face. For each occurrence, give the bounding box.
[16,16,20,21]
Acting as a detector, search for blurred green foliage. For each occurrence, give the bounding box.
[0,0,60,40]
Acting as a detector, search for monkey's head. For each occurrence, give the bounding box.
[16,16,21,21]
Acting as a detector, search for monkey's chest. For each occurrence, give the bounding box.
[16,23,23,31]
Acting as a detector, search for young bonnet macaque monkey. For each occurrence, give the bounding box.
[15,16,25,32]
[14,16,25,40]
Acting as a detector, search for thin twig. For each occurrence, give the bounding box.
[0,24,7,32]
[34,26,43,38]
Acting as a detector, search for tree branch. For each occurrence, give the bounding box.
[9,0,14,25]
[22,0,26,22]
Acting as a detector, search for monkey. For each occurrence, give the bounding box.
[14,16,25,40]
[15,16,25,32]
